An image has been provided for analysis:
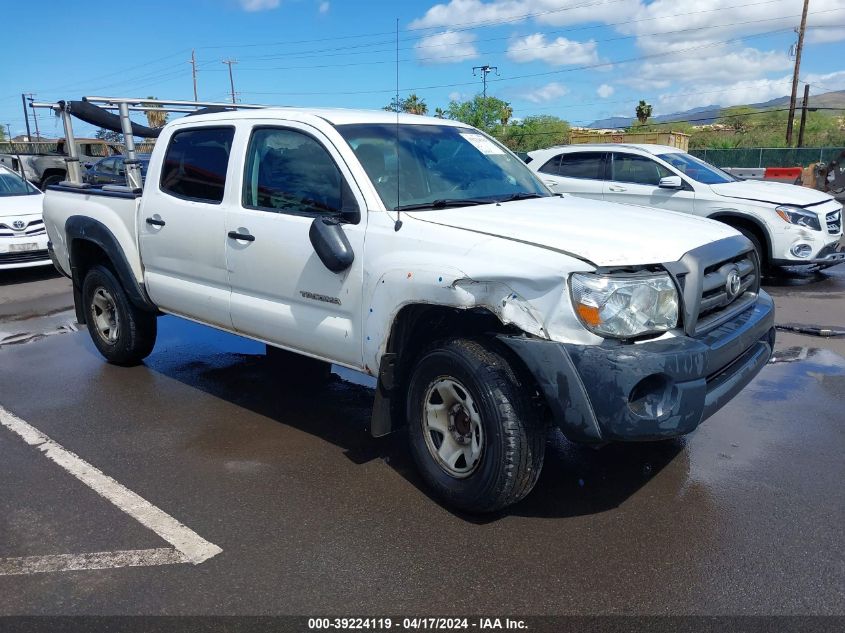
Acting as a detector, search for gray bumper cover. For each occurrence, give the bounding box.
[499,292,776,443]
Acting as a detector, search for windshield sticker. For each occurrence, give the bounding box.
[459,133,505,155]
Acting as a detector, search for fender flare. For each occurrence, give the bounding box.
[707,211,772,259]
[65,215,156,323]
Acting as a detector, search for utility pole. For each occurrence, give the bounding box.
[26,94,41,140]
[20,94,31,141]
[5,123,11,141]
[222,59,238,104]
[188,49,199,101]
[472,65,498,99]
[786,0,810,146]
[797,83,810,148]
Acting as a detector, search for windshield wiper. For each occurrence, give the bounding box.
[394,198,491,211]
[497,192,545,202]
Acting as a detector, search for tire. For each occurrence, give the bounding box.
[39,173,64,189]
[735,226,770,274]
[406,338,545,513]
[82,264,157,365]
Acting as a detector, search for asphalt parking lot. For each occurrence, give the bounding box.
[0,261,843,617]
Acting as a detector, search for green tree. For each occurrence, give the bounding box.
[434,107,446,119]
[498,115,570,152]
[383,93,428,115]
[95,128,123,143]
[635,100,653,125]
[446,95,511,132]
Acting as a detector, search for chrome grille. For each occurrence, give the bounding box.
[827,209,841,234]
[695,252,759,334]
[0,219,44,238]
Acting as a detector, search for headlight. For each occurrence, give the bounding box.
[570,272,679,339]
[776,205,821,231]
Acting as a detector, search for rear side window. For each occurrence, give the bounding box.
[538,155,562,176]
[160,127,235,203]
[99,158,115,174]
[558,152,605,180]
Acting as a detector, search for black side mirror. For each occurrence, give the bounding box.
[310,216,354,272]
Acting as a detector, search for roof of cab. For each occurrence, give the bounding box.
[168,107,472,128]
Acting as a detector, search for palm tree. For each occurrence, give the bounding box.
[404,93,428,115]
[500,104,513,126]
[142,96,168,129]
[434,107,446,119]
[635,100,653,125]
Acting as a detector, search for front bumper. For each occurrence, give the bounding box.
[0,233,51,270]
[499,292,775,442]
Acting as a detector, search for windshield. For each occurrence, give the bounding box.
[0,170,40,196]
[656,152,736,185]
[337,123,549,210]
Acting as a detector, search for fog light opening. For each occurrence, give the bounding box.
[628,374,678,419]
[790,243,813,258]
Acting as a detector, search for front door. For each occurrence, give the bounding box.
[603,152,696,214]
[225,124,366,368]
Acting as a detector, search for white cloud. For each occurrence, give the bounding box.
[409,0,639,30]
[635,45,791,86]
[415,31,479,64]
[597,84,614,98]
[507,33,598,66]
[519,81,569,103]
[318,1,329,14]
[239,0,279,11]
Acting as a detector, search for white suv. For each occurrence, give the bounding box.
[527,144,844,269]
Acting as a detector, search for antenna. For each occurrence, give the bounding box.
[394,17,402,232]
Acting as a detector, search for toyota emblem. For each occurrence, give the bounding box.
[725,269,742,298]
[12,220,25,230]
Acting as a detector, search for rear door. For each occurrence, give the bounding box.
[536,151,606,199]
[604,152,696,213]
[225,123,366,368]
[138,125,235,328]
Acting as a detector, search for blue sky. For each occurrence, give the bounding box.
[2,0,845,138]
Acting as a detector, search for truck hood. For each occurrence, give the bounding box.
[406,196,739,267]
[709,180,832,207]
[0,192,44,219]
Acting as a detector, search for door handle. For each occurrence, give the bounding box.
[145,217,165,227]
[608,185,627,192]
[228,231,255,242]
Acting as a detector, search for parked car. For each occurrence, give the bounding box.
[0,139,121,190]
[43,109,775,512]
[84,154,151,186]
[527,144,844,270]
[0,165,49,270]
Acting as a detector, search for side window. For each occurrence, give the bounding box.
[99,158,115,174]
[243,127,343,215]
[558,152,605,180]
[160,127,235,203]
[611,153,671,186]
[115,157,126,176]
[538,155,562,176]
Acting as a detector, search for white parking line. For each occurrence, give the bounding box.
[0,404,222,576]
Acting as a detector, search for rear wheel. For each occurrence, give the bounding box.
[406,338,545,513]
[39,173,64,189]
[82,265,157,365]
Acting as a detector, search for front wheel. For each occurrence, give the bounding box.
[82,264,157,365]
[406,339,545,513]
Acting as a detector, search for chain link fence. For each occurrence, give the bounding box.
[689,147,845,168]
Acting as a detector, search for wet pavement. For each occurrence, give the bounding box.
[0,264,843,616]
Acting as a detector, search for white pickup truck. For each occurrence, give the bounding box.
[43,108,776,512]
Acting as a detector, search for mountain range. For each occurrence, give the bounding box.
[586,90,845,129]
